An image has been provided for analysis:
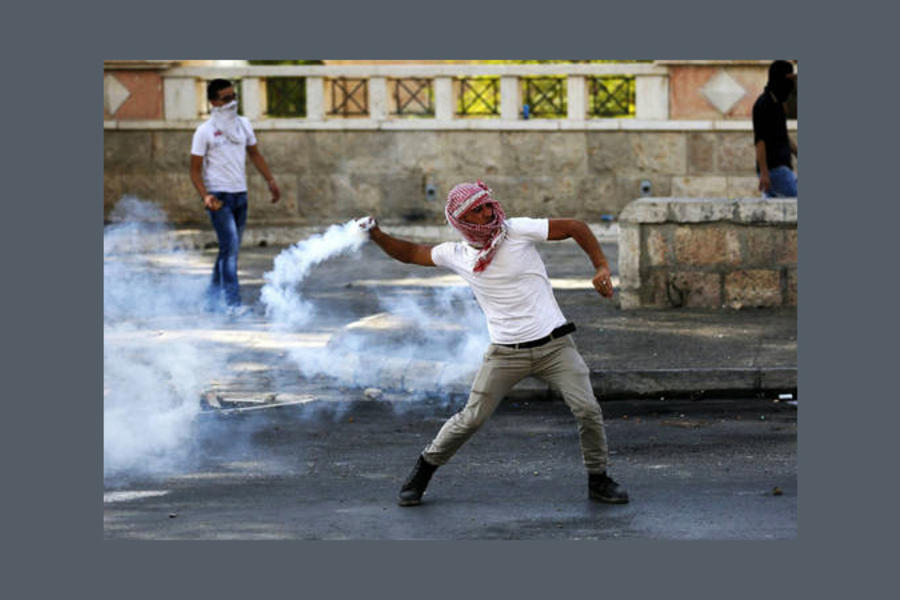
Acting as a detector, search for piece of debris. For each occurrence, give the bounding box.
[201,393,222,410]
[772,487,783,496]
[169,513,178,518]
[363,387,383,400]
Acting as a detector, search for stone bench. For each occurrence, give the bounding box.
[617,197,797,309]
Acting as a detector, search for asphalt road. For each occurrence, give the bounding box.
[103,396,797,540]
[104,234,797,540]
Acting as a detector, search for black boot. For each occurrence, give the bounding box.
[588,472,630,504]
[398,455,438,507]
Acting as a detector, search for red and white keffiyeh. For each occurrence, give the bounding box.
[445,180,507,273]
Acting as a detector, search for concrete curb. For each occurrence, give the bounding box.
[448,367,798,401]
[590,367,796,399]
[202,366,797,411]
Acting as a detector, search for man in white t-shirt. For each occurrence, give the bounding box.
[361,180,629,506]
[190,78,281,314]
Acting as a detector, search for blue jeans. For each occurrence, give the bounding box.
[206,191,248,308]
[763,165,798,198]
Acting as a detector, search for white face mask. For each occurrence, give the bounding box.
[212,99,239,116]
[211,100,244,143]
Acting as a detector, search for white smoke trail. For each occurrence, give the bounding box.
[260,219,371,328]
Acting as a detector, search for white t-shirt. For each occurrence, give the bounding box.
[431,217,567,344]
[190,117,258,193]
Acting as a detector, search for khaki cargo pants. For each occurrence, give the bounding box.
[422,335,609,474]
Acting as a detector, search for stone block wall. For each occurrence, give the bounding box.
[618,198,797,309]
[103,128,796,226]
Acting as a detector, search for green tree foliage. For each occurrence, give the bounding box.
[245,60,644,119]
[248,61,324,117]
[472,59,650,65]
[460,60,643,118]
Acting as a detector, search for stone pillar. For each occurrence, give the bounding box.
[500,76,519,120]
[567,75,587,120]
[369,76,388,120]
[617,223,642,309]
[241,77,264,119]
[618,198,797,309]
[306,76,325,121]
[635,74,669,120]
[163,77,199,120]
[434,76,454,121]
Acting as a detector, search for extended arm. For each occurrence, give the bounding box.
[367,222,436,267]
[547,218,613,298]
[246,144,281,203]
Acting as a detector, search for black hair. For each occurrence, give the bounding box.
[207,78,233,101]
[768,60,794,83]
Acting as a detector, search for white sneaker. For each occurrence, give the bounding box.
[225,305,252,319]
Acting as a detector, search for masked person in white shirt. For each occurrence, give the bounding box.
[361,180,629,506]
[190,79,281,316]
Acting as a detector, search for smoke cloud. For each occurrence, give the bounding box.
[104,204,489,481]
[260,221,488,396]
[104,197,216,479]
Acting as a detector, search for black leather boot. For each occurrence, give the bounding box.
[398,455,438,507]
[588,472,630,504]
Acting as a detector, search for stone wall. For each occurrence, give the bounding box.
[103,128,796,226]
[618,198,797,309]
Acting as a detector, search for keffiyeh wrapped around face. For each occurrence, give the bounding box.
[445,180,507,273]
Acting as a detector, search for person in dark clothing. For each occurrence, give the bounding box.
[752,60,798,197]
